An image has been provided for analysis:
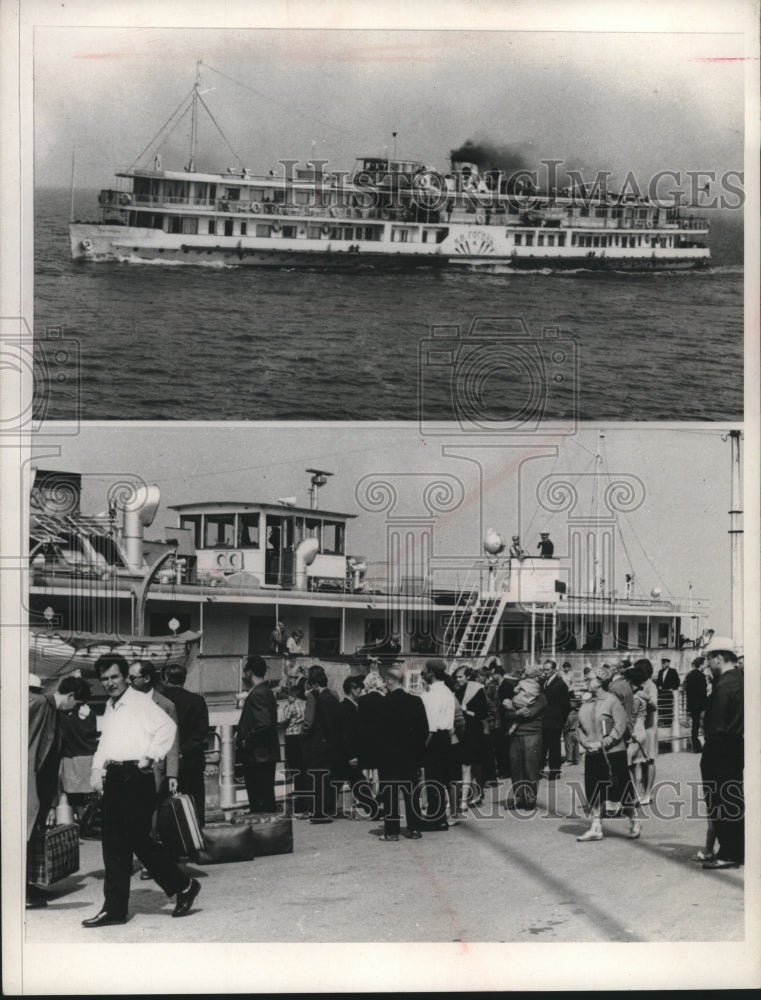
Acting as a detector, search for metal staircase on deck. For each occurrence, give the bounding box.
[453,593,509,659]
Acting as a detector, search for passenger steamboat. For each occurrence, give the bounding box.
[69,66,710,272]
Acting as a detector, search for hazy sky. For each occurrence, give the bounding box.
[33,24,745,193]
[34,422,741,633]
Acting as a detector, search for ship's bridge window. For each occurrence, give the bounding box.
[226,188,240,200]
[205,513,236,548]
[180,515,202,549]
[322,521,345,555]
[237,513,261,549]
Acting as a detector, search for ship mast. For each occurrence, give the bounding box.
[188,60,202,173]
[727,429,743,642]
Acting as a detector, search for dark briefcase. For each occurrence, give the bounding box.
[197,823,257,865]
[157,793,204,859]
[27,824,80,885]
[232,812,294,857]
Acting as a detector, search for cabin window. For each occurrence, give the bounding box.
[322,521,345,555]
[658,622,670,647]
[525,233,534,247]
[182,217,198,235]
[282,225,297,239]
[256,224,273,237]
[537,234,545,247]
[637,622,649,648]
[179,515,202,549]
[240,222,247,236]
[224,219,234,237]
[364,618,389,645]
[307,225,323,239]
[558,233,566,246]
[208,220,216,235]
[237,513,260,549]
[226,188,240,200]
[514,234,523,246]
[294,190,311,205]
[310,617,341,656]
[580,206,589,217]
[204,514,236,548]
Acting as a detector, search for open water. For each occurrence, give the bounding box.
[34,187,743,422]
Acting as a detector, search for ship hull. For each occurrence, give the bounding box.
[70,223,711,272]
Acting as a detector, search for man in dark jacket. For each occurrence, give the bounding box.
[237,656,280,814]
[301,664,342,823]
[162,663,210,825]
[683,656,708,753]
[656,657,680,726]
[336,675,374,815]
[700,637,744,870]
[27,674,89,908]
[539,659,571,780]
[378,666,429,841]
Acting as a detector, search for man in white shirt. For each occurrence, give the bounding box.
[420,659,455,831]
[81,655,200,928]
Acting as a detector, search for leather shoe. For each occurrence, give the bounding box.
[380,834,399,842]
[26,896,48,910]
[139,868,152,880]
[702,858,739,870]
[82,910,126,928]
[173,878,201,917]
[409,830,422,840]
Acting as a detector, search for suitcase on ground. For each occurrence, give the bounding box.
[197,822,257,865]
[232,811,293,857]
[157,793,204,859]
[27,824,80,885]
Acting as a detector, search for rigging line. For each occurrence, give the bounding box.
[203,62,355,139]
[598,447,674,599]
[154,103,193,154]
[196,90,246,166]
[128,90,195,171]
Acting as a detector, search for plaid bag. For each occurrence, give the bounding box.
[27,824,80,886]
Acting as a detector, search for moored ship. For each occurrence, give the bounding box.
[69,66,710,273]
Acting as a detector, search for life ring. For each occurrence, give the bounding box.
[321,224,331,236]
[251,201,261,213]
[81,238,92,251]
[272,222,282,233]
[475,212,485,224]
[119,193,132,206]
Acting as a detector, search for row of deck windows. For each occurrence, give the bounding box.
[570,233,673,248]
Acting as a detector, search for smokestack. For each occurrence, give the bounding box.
[121,483,161,573]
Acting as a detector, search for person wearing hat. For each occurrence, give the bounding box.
[656,656,680,727]
[537,533,554,558]
[575,665,640,842]
[509,535,527,561]
[699,636,744,870]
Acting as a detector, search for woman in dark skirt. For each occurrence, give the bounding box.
[576,665,640,842]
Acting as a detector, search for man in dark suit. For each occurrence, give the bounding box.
[539,659,571,780]
[683,656,708,753]
[236,655,280,814]
[162,663,210,825]
[301,664,342,823]
[336,675,374,815]
[656,657,681,726]
[378,666,429,841]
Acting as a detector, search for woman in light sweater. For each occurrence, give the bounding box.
[576,665,640,842]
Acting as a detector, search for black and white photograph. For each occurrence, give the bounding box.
[1,0,759,995]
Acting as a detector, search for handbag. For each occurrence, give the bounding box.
[27,824,80,885]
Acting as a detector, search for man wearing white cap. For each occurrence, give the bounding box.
[699,636,744,870]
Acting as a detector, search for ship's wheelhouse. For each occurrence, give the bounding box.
[171,501,355,589]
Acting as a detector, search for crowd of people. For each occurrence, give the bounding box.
[27,632,744,922]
